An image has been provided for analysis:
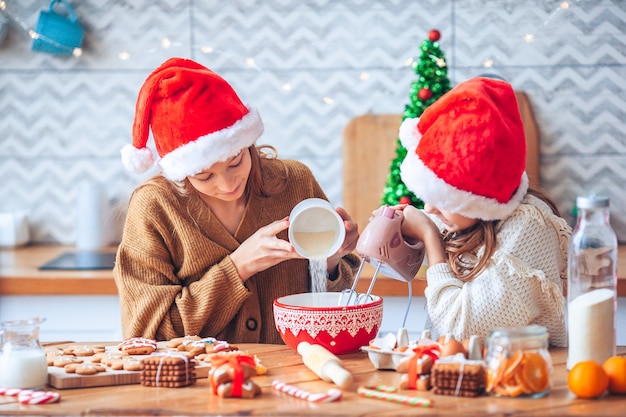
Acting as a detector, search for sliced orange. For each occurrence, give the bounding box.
[485,370,495,392]
[503,383,524,397]
[501,351,524,385]
[486,353,507,392]
[514,372,533,394]
[518,352,550,393]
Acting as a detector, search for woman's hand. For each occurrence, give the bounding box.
[326,207,359,276]
[230,217,303,282]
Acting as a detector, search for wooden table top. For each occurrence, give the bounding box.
[2,244,626,297]
[0,343,624,416]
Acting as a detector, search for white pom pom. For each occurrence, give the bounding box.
[398,118,421,152]
[120,144,155,173]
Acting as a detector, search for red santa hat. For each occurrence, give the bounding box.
[121,57,263,181]
[399,77,528,221]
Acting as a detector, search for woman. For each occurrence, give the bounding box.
[395,77,570,347]
[114,57,360,343]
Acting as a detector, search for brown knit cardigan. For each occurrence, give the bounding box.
[113,158,361,343]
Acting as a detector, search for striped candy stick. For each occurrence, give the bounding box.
[357,385,433,407]
[272,380,342,402]
[18,391,61,405]
[0,387,61,404]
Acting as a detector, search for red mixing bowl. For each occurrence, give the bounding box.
[273,292,383,355]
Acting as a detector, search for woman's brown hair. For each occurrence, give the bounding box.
[444,187,560,282]
[245,144,289,198]
[141,144,289,200]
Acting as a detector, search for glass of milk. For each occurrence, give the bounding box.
[0,317,48,389]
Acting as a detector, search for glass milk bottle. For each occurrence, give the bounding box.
[567,195,617,369]
[0,318,48,389]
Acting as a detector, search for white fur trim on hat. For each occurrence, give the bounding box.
[158,107,263,181]
[121,144,155,173]
[398,117,421,152]
[400,150,529,221]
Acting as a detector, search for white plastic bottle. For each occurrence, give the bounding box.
[567,195,617,370]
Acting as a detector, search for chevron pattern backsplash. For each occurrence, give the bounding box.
[1,0,625,244]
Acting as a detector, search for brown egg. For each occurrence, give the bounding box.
[440,336,467,357]
[462,338,470,352]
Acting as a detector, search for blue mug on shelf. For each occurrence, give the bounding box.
[31,0,84,55]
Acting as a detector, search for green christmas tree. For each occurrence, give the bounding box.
[381,29,452,207]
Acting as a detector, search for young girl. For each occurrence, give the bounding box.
[396,77,570,347]
[114,58,360,343]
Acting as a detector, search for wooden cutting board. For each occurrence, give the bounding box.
[46,343,210,389]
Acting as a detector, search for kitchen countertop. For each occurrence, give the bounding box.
[0,245,118,295]
[1,244,626,296]
[0,343,624,416]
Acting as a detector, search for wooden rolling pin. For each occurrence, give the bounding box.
[296,342,353,389]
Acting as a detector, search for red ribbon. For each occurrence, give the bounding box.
[407,344,440,389]
[209,354,256,397]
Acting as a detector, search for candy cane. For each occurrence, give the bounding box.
[18,391,61,405]
[272,380,342,403]
[357,385,433,408]
[0,388,34,397]
[0,387,61,404]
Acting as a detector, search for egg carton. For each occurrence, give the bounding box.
[360,346,414,370]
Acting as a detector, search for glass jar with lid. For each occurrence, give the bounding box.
[484,325,552,398]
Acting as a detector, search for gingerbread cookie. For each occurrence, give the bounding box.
[108,358,144,371]
[72,346,96,357]
[177,340,206,357]
[202,337,237,354]
[209,362,257,387]
[431,359,485,397]
[208,353,261,398]
[140,355,196,388]
[399,373,431,391]
[118,337,157,355]
[166,335,201,349]
[65,363,106,375]
[202,350,267,376]
[140,379,194,388]
[216,380,262,399]
[100,352,129,367]
[53,355,83,367]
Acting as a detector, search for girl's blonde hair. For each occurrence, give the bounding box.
[444,187,560,282]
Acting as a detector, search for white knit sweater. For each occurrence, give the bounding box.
[423,194,571,347]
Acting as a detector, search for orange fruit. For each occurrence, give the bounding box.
[603,356,626,395]
[519,352,550,394]
[567,360,609,399]
[501,351,524,384]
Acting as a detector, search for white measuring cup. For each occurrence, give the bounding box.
[288,198,345,259]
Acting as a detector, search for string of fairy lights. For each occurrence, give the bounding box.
[0,0,577,100]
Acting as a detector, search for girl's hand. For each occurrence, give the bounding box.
[230,217,303,282]
[401,205,446,265]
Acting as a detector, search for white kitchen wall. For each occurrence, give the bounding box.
[0,0,625,244]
